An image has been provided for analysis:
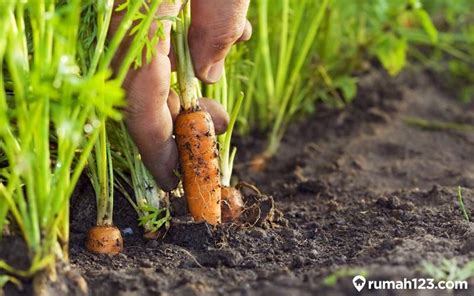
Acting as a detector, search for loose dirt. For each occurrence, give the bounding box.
[2,67,473,295]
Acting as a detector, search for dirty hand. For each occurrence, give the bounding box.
[110,0,252,191]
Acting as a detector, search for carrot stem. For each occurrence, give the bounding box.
[172,1,199,110]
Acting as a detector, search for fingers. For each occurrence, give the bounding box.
[111,2,181,70]
[111,1,235,190]
[189,0,251,83]
[198,98,230,135]
[169,95,229,134]
[114,2,182,191]
[125,57,180,192]
[167,90,180,122]
[237,19,252,42]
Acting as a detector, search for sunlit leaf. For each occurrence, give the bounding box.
[373,34,407,76]
[415,9,438,43]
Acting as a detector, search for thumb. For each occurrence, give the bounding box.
[189,0,251,83]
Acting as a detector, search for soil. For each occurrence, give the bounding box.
[2,66,474,295]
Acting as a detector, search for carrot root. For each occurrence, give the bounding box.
[175,109,222,225]
[85,225,123,255]
[143,230,160,240]
[221,186,244,222]
[250,152,271,172]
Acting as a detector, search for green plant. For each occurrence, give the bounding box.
[84,0,118,232]
[87,129,115,227]
[231,0,439,165]
[204,68,244,187]
[82,0,166,251]
[329,0,437,72]
[236,0,330,164]
[421,259,474,282]
[457,186,470,222]
[0,0,123,289]
[323,268,368,287]
[111,122,170,236]
[0,275,21,291]
[417,0,474,103]
[313,0,437,107]
[0,0,169,289]
[404,117,474,132]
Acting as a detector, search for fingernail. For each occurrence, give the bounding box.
[206,60,225,83]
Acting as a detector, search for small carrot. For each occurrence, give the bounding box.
[172,4,222,224]
[85,225,123,255]
[250,152,271,172]
[86,124,123,255]
[221,186,244,222]
[175,109,222,224]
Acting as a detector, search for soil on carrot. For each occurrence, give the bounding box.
[3,66,474,295]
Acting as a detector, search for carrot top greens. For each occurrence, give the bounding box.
[0,0,166,286]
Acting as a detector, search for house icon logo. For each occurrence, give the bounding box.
[352,275,366,292]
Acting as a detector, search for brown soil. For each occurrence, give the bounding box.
[2,67,474,295]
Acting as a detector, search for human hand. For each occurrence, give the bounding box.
[110,0,251,191]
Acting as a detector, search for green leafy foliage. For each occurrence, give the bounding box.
[323,268,368,287]
[0,0,124,276]
[86,0,166,230]
[232,0,438,158]
[419,0,474,102]
[457,186,470,222]
[0,274,21,291]
[372,33,407,76]
[137,205,171,233]
[421,259,474,282]
[236,0,331,156]
[415,8,438,43]
[110,121,169,234]
[0,0,166,278]
[204,66,244,187]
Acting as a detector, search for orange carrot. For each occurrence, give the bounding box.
[175,109,222,225]
[221,186,244,222]
[250,152,271,172]
[85,225,123,255]
[172,4,222,224]
[143,230,160,240]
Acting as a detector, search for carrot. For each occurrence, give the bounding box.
[172,4,222,225]
[85,225,123,255]
[175,109,222,225]
[250,152,271,172]
[143,230,160,240]
[221,186,244,222]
